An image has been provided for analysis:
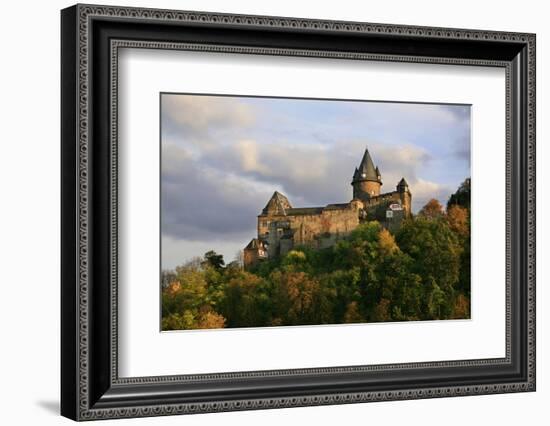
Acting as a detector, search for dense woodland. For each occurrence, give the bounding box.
[161,178,471,330]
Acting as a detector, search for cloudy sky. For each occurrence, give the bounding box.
[161,93,470,270]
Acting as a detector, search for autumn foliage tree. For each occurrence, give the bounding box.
[446,204,471,298]
[418,198,444,219]
[447,204,469,238]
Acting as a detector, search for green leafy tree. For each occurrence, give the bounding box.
[203,250,225,270]
[320,268,361,323]
[162,310,196,331]
[220,271,272,328]
[162,268,208,317]
[447,178,471,210]
[376,251,423,321]
[281,249,309,273]
[396,217,462,319]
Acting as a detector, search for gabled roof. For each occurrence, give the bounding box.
[262,191,292,215]
[245,238,259,250]
[245,238,266,250]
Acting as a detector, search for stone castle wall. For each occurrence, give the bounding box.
[258,204,362,257]
[252,189,411,261]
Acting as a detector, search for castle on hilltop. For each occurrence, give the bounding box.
[243,148,412,268]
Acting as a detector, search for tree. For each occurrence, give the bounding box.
[343,301,364,323]
[418,199,444,219]
[321,268,361,323]
[373,298,391,322]
[161,265,212,330]
[196,308,226,329]
[374,250,423,321]
[161,310,196,330]
[426,280,446,319]
[221,271,272,328]
[378,228,399,256]
[446,205,470,298]
[270,271,330,325]
[396,217,462,319]
[447,178,471,210]
[281,249,309,272]
[334,221,381,270]
[160,270,176,289]
[203,250,225,270]
[446,204,469,238]
[162,267,208,316]
[452,293,470,319]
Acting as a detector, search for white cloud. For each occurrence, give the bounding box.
[236,139,261,172]
[163,94,255,131]
[162,144,273,242]
[203,137,442,214]
[409,178,453,212]
[351,102,467,128]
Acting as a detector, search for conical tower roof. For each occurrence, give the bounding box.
[397,177,410,193]
[398,177,409,187]
[353,148,380,182]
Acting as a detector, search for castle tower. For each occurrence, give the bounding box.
[351,148,382,200]
[257,191,292,238]
[396,178,412,217]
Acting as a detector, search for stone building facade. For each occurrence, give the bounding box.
[243,148,412,268]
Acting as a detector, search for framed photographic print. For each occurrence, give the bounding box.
[61,4,536,421]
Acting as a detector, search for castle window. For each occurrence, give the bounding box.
[277,228,283,237]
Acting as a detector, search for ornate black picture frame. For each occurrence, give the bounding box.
[61,4,536,421]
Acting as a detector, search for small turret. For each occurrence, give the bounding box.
[397,177,410,193]
[396,178,412,217]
